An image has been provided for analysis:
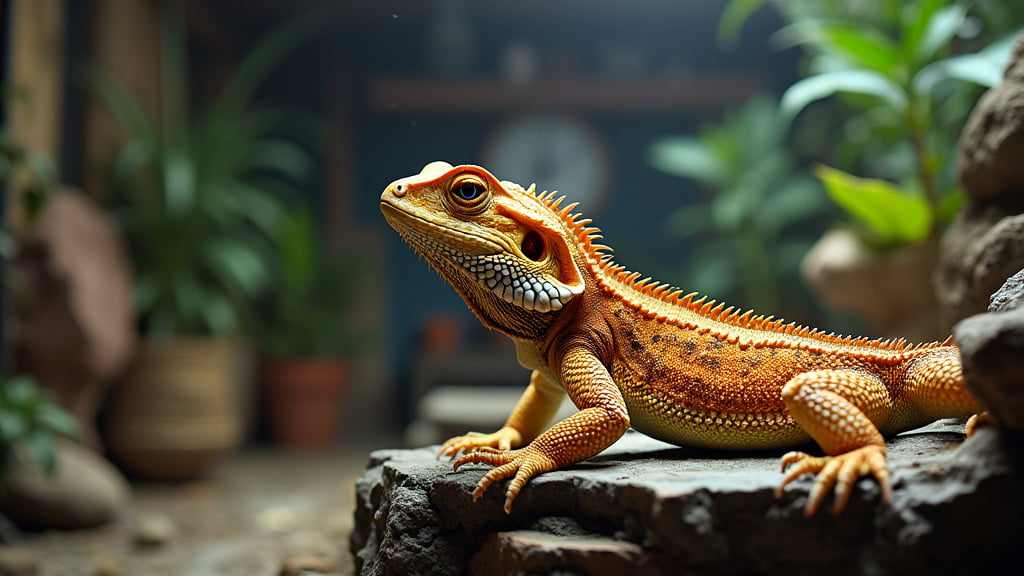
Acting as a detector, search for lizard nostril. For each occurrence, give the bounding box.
[393,183,407,197]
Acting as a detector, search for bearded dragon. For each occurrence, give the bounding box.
[380,161,980,516]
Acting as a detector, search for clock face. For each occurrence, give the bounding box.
[480,114,611,213]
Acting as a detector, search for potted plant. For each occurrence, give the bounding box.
[722,0,1019,339]
[256,203,359,449]
[90,5,321,478]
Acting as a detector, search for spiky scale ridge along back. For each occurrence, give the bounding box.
[530,185,952,357]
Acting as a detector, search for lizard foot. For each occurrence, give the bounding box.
[452,446,555,514]
[438,427,523,460]
[775,444,891,516]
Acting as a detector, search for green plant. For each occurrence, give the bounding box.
[649,94,829,313]
[88,5,323,337]
[723,0,1022,249]
[257,203,360,358]
[0,376,79,485]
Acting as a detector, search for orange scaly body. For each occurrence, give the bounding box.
[381,162,980,516]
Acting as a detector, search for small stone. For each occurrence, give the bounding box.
[132,513,178,548]
[278,554,339,576]
[0,546,39,576]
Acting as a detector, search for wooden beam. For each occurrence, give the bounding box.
[8,0,65,226]
[82,0,161,200]
[368,74,765,115]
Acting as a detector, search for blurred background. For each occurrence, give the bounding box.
[0,0,1021,567]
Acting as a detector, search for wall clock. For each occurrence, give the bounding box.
[479,114,612,213]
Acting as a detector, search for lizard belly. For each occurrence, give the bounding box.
[611,362,810,450]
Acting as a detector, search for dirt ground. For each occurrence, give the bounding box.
[8,447,374,576]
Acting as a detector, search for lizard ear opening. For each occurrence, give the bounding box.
[532,225,585,308]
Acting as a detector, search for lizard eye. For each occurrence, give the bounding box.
[448,175,490,213]
[455,182,484,201]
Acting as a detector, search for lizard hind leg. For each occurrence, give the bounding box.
[776,369,895,516]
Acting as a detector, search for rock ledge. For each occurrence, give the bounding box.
[351,424,1023,576]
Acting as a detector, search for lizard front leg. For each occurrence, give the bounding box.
[776,369,894,516]
[452,346,630,513]
[439,370,564,458]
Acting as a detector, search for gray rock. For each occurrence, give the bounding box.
[0,440,129,530]
[351,426,1023,576]
[956,35,1024,204]
[937,33,1024,328]
[936,207,1024,327]
[988,268,1024,312]
[470,530,672,576]
[954,306,1024,430]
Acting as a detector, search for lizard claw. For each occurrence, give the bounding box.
[452,447,554,514]
[438,427,523,460]
[775,445,891,516]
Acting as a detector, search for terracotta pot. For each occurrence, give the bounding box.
[104,338,243,480]
[261,357,348,449]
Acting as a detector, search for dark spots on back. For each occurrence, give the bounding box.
[706,339,726,350]
[652,334,662,343]
[630,339,643,352]
[683,340,697,353]
[697,355,721,370]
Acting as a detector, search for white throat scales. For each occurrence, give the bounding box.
[455,252,583,312]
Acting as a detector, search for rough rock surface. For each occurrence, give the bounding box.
[937,34,1024,328]
[351,425,1023,576]
[987,267,1024,312]
[957,35,1024,203]
[953,267,1024,431]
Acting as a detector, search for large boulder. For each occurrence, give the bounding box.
[351,426,1022,576]
[937,35,1024,328]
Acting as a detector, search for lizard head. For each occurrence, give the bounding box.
[380,161,588,338]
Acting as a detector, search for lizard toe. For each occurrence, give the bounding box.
[776,445,890,516]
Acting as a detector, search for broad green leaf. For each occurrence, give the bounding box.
[781,70,907,121]
[277,207,316,294]
[649,137,726,186]
[203,239,270,298]
[913,32,1020,93]
[162,147,196,218]
[36,405,81,439]
[0,413,26,442]
[915,4,968,64]
[717,0,767,47]
[813,164,932,244]
[901,0,948,60]
[817,24,902,76]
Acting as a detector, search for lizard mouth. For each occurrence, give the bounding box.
[380,201,581,313]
